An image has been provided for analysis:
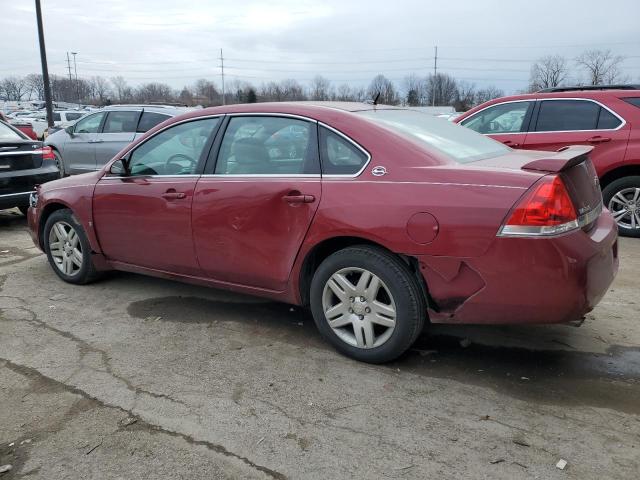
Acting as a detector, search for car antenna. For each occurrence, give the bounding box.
[373,92,381,106]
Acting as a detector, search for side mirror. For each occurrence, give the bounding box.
[65,125,74,136]
[109,158,129,176]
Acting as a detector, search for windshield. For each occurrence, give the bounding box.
[0,121,24,141]
[357,109,509,163]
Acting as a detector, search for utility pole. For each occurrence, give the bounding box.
[35,0,54,128]
[66,52,72,80]
[220,48,225,105]
[432,45,438,106]
[71,52,80,107]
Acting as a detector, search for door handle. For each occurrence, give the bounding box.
[587,136,611,144]
[161,189,187,200]
[282,192,316,204]
[502,140,520,148]
[88,139,104,144]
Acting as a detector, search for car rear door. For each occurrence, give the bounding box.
[458,100,534,148]
[94,110,141,169]
[522,99,631,176]
[192,114,322,291]
[63,112,105,174]
[92,116,222,274]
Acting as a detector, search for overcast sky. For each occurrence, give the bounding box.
[2,0,639,94]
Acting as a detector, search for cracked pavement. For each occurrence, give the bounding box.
[1,208,639,479]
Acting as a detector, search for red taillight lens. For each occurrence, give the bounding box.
[41,146,56,161]
[499,176,579,236]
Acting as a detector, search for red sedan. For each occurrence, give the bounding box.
[27,103,618,363]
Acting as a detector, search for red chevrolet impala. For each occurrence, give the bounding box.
[27,103,619,363]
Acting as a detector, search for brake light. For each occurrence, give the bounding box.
[498,175,579,236]
[41,146,55,161]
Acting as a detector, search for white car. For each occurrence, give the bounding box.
[20,111,86,139]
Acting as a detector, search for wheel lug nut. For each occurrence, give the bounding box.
[365,307,371,313]
[358,315,364,320]
[349,297,354,302]
[360,296,365,302]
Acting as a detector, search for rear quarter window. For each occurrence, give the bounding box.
[623,97,640,108]
[319,127,369,175]
[137,112,171,133]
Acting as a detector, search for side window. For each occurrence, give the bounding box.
[215,116,318,175]
[137,112,170,133]
[535,100,600,132]
[623,97,640,108]
[128,117,220,176]
[66,112,83,121]
[52,113,61,122]
[74,112,105,133]
[319,127,369,175]
[461,102,532,134]
[103,111,140,133]
[596,108,622,129]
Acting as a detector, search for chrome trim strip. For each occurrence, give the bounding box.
[0,151,43,156]
[322,180,526,189]
[200,174,320,178]
[226,112,319,123]
[317,121,372,178]
[0,191,32,198]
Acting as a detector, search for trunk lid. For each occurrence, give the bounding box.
[0,141,44,172]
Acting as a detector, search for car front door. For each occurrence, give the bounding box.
[522,99,631,177]
[459,101,534,149]
[92,116,221,274]
[62,112,105,174]
[94,110,141,169]
[192,115,322,291]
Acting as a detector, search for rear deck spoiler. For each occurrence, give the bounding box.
[521,145,594,173]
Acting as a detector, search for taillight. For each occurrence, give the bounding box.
[41,146,55,161]
[498,175,579,236]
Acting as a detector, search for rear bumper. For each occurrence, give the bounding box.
[419,211,619,325]
[0,167,59,209]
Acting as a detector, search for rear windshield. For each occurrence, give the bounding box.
[0,121,24,141]
[357,109,509,163]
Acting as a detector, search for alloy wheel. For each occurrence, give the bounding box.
[608,187,640,230]
[322,267,396,349]
[48,221,83,276]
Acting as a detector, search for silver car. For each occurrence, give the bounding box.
[45,105,189,175]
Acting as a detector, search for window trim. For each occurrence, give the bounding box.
[205,112,322,178]
[459,100,536,135]
[104,114,224,178]
[530,97,626,134]
[318,122,372,178]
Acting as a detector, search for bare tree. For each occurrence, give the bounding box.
[0,76,28,101]
[309,75,331,101]
[403,73,427,106]
[426,73,457,106]
[111,76,133,103]
[529,55,568,91]
[454,81,477,111]
[25,74,44,100]
[280,79,306,101]
[135,82,175,103]
[575,49,625,85]
[475,86,504,105]
[89,76,112,104]
[368,74,399,105]
[194,78,220,105]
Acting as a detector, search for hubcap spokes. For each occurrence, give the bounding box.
[49,221,82,276]
[322,268,396,349]
[609,187,640,230]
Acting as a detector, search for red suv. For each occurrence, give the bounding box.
[455,86,640,237]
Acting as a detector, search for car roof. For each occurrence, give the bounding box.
[102,104,191,116]
[478,88,640,104]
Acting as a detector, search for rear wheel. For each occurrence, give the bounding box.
[603,176,640,238]
[53,150,65,177]
[310,245,426,363]
[44,209,101,284]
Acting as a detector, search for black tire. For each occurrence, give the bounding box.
[602,176,640,238]
[310,245,426,363]
[18,206,29,216]
[53,150,65,177]
[43,208,101,284]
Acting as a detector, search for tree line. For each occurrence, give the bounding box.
[1,49,634,110]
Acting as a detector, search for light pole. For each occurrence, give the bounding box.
[35,0,54,128]
[71,52,80,107]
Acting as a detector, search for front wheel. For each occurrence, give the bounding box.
[44,208,101,284]
[310,246,426,363]
[602,176,640,238]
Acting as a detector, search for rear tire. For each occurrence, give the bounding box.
[310,245,426,363]
[53,150,65,177]
[602,176,640,238]
[44,208,101,284]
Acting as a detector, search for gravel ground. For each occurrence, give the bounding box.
[1,208,638,479]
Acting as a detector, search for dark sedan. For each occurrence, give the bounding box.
[0,119,60,214]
